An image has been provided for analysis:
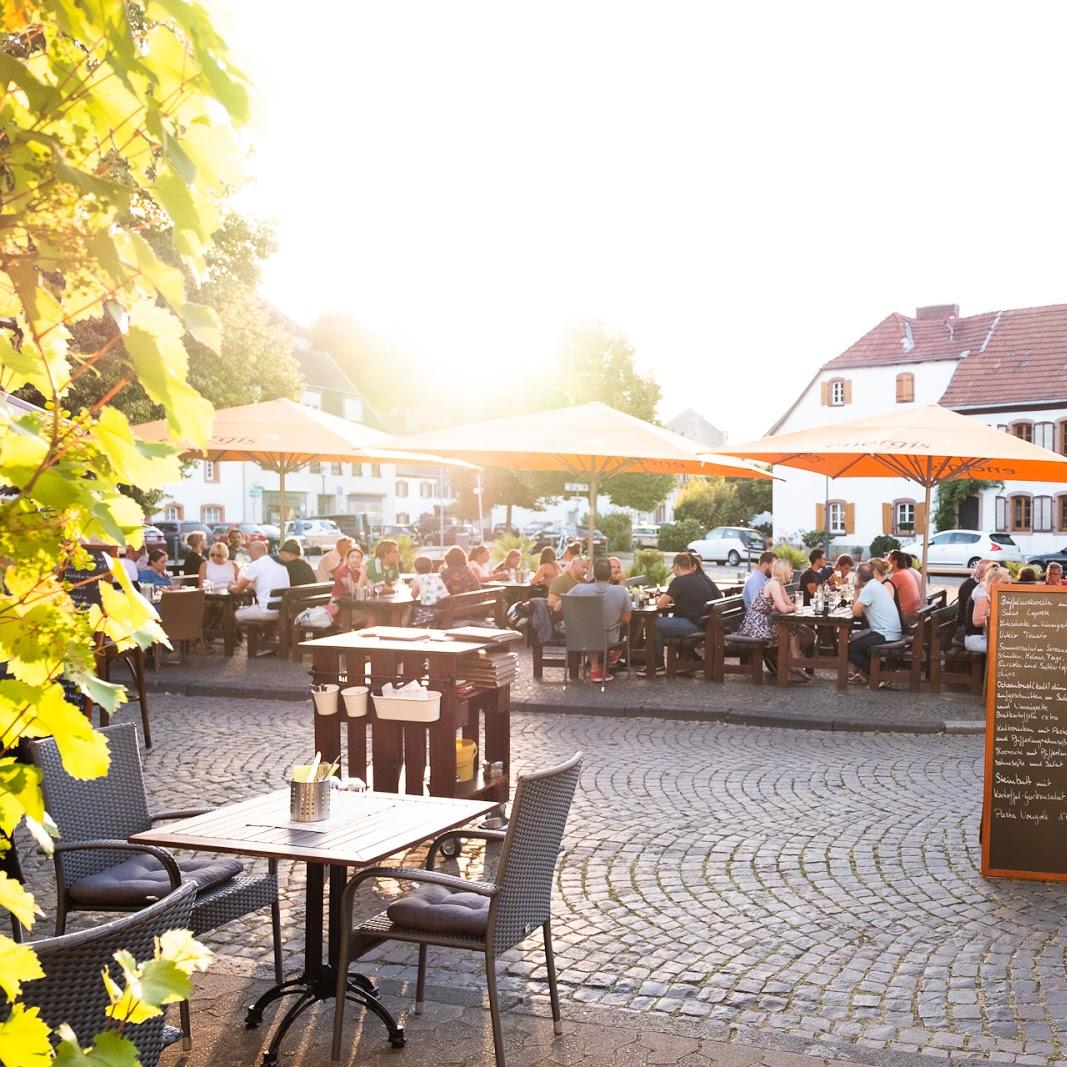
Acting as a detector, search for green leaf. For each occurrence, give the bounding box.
[0,54,53,112]
[55,1029,141,1067]
[137,956,191,1005]
[181,302,222,354]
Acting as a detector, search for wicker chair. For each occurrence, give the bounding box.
[331,752,584,1067]
[21,879,196,1067]
[26,722,283,1046]
[155,588,205,669]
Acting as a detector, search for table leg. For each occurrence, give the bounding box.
[223,600,235,658]
[644,615,657,680]
[836,620,850,690]
[777,619,789,687]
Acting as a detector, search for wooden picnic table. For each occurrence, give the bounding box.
[336,590,415,632]
[775,606,857,690]
[131,788,495,1065]
[203,589,252,657]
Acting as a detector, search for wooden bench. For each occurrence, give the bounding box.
[290,590,340,661]
[867,604,936,691]
[929,602,985,694]
[431,587,506,629]
[706,595,764,684]
[243,583,334,658]
[663,597,726,678]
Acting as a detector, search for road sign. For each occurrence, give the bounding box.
[564,482,589,493]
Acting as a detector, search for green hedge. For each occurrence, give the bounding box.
[657,519,704,552]
[598,513,632,553]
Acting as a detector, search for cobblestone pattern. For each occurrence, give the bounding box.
[20,696,1067,1065]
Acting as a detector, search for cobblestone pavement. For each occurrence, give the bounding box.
[22,695,1064,1066]
[144,645,985,732]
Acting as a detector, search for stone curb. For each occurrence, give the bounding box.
[144,679,983,736]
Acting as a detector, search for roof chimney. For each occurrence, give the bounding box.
[916,304,960,320]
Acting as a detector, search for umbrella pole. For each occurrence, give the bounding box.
[919,480,932,599]
[278,469,286,532]
[587,471,598,562]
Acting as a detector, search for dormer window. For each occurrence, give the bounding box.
[822,377,851,407]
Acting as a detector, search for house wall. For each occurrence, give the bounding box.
[771,359,1067,558]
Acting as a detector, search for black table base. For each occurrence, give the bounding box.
[244,863,404,1066]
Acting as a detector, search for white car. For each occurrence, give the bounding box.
[285,518,342,554]
[900,529,1023,571]
[632,524,660,548]
[687,526,765,566]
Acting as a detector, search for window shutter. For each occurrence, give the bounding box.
[815,503,826,530]
[843,380,853,404]
[845,503,856,535]
[1036,422,1055,450]
[915,502,927,536]
[995,496,1007,532]
[820,381,829,405]
[1036,496,1053,532]
[882,503,893,534]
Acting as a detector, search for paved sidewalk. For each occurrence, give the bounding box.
[142,646,985,733]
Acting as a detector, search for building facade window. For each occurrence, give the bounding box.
[1011,421,1034,443]
[330,462,342,476]
[309,461,321,474]
[895,373,915,403]
[1035,422,1056,450]
[895,500,916,535]
[203,460,219,483]
[420,481,434,498]
[370,464,381,478]
[301,389,322,409]
[1034,495,1053,532]
[342,396,363,422]
[1011,494,1032,532]
[1058,494,1067,532]
[827,501,846,534]
[163,502,183,521]
[201,504,223,524]
[395,480,409,497]
[1058,421,1067,456]
[396,512,410,525]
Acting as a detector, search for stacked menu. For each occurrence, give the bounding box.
[458,648,518,688]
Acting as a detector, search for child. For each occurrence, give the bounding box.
[411,556,449,626]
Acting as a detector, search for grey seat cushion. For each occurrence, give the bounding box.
[386,884,489,936]
[69,854,244,907]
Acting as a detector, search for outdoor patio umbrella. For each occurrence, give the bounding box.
[134,397,474,524]
[388,401,773,552]
[700,403,1067,592]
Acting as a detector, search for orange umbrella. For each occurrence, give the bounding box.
[135,398,474,523]
[701,403,1067,590]
[389,401,772,552]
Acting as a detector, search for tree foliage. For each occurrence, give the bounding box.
[673,476,772,531]
[0,1,245,1058]
[934,478,1003,532]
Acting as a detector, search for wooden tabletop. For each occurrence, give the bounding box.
[131,788,497,867]
[301,628,514,656]
[780,608,856,625]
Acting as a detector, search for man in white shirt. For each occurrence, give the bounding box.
[232,541,290,622]
[847,562,903,682]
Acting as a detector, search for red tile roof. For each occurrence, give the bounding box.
[821,303,1067,409]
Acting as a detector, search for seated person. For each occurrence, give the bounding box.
[799,549,826,606]
[231,541,289,623]
[366,539,401,592]
[685,551,723,601]
[653,554,715,668]
[137,549,173,589]
[279,539,317,586]
[965,566,1011,652]
[440,546,481,595]
[738,559,809,678]
[468,544,493,581]
[568,557,631,682]
[828,553,855,588]
[608,556,625,585]
[411,555,450,626]
[561,541,583,566]
[182,532,208,577]
[847,563,902,683]
[326,547,369,622]
[226,529,249,565]
[547,555,588,616]
[316,537,353,582]
[200,541,239,588]
[887,550,921,621]
[1017,567,1038,584]
[530,547,562,591]
[119,545,141,587]
[743,551,777,609]
[490,548,524,580]
[1046,562,1066,586]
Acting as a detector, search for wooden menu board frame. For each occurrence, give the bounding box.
[982,583,1067,881]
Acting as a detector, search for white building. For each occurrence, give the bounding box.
[771,303,1067,557]
[153,345,453,532]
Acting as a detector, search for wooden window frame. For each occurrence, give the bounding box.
[1058,420,1067,456]
[1011,421,1034,443]
[309,461,322,474]
[1011,493,1033,533]
[203,460,220,483]
[827,499,847,535]
[895,372,915,403]
[396,511,410,525]
[1058,494,1067,532]
[893,499,917,537]
[420,481,434,499]
[395,479,408,497]
[200,503,225,524]
[330,462,343,476]
[162,502,184,521]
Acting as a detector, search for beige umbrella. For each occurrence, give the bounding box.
[700,403,1067,592]
[135,397,474,524]
[389,401,773,552]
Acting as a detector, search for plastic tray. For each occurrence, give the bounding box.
[373,690,442,723]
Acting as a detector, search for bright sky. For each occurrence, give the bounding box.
[217,1,1067,442]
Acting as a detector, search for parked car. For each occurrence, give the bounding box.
[531,524,562,551]
[899,529,1023,571]
[285,518,342,554]
[211,522,272,552]
[154,520,212,560]
[140,525,167,554]
[554,525,608,556]
[374,523,424,545]
[492,522,520,539]
[1027,546,1067,570]
[259,524,282,552]
[521,519,551,538]
[687,526,765,566]
[632,524,660,549]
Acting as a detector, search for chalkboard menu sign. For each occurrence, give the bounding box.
[62,545,115,611]
[982,585,1067,880]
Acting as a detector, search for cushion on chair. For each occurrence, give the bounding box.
[69,854,244,907]
[385,884,489,936]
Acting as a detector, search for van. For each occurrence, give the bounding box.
[632,524,660,549]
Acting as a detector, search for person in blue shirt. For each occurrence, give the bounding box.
[742,551,777,609]
[848,562,902,683]
[137,549,173,589]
